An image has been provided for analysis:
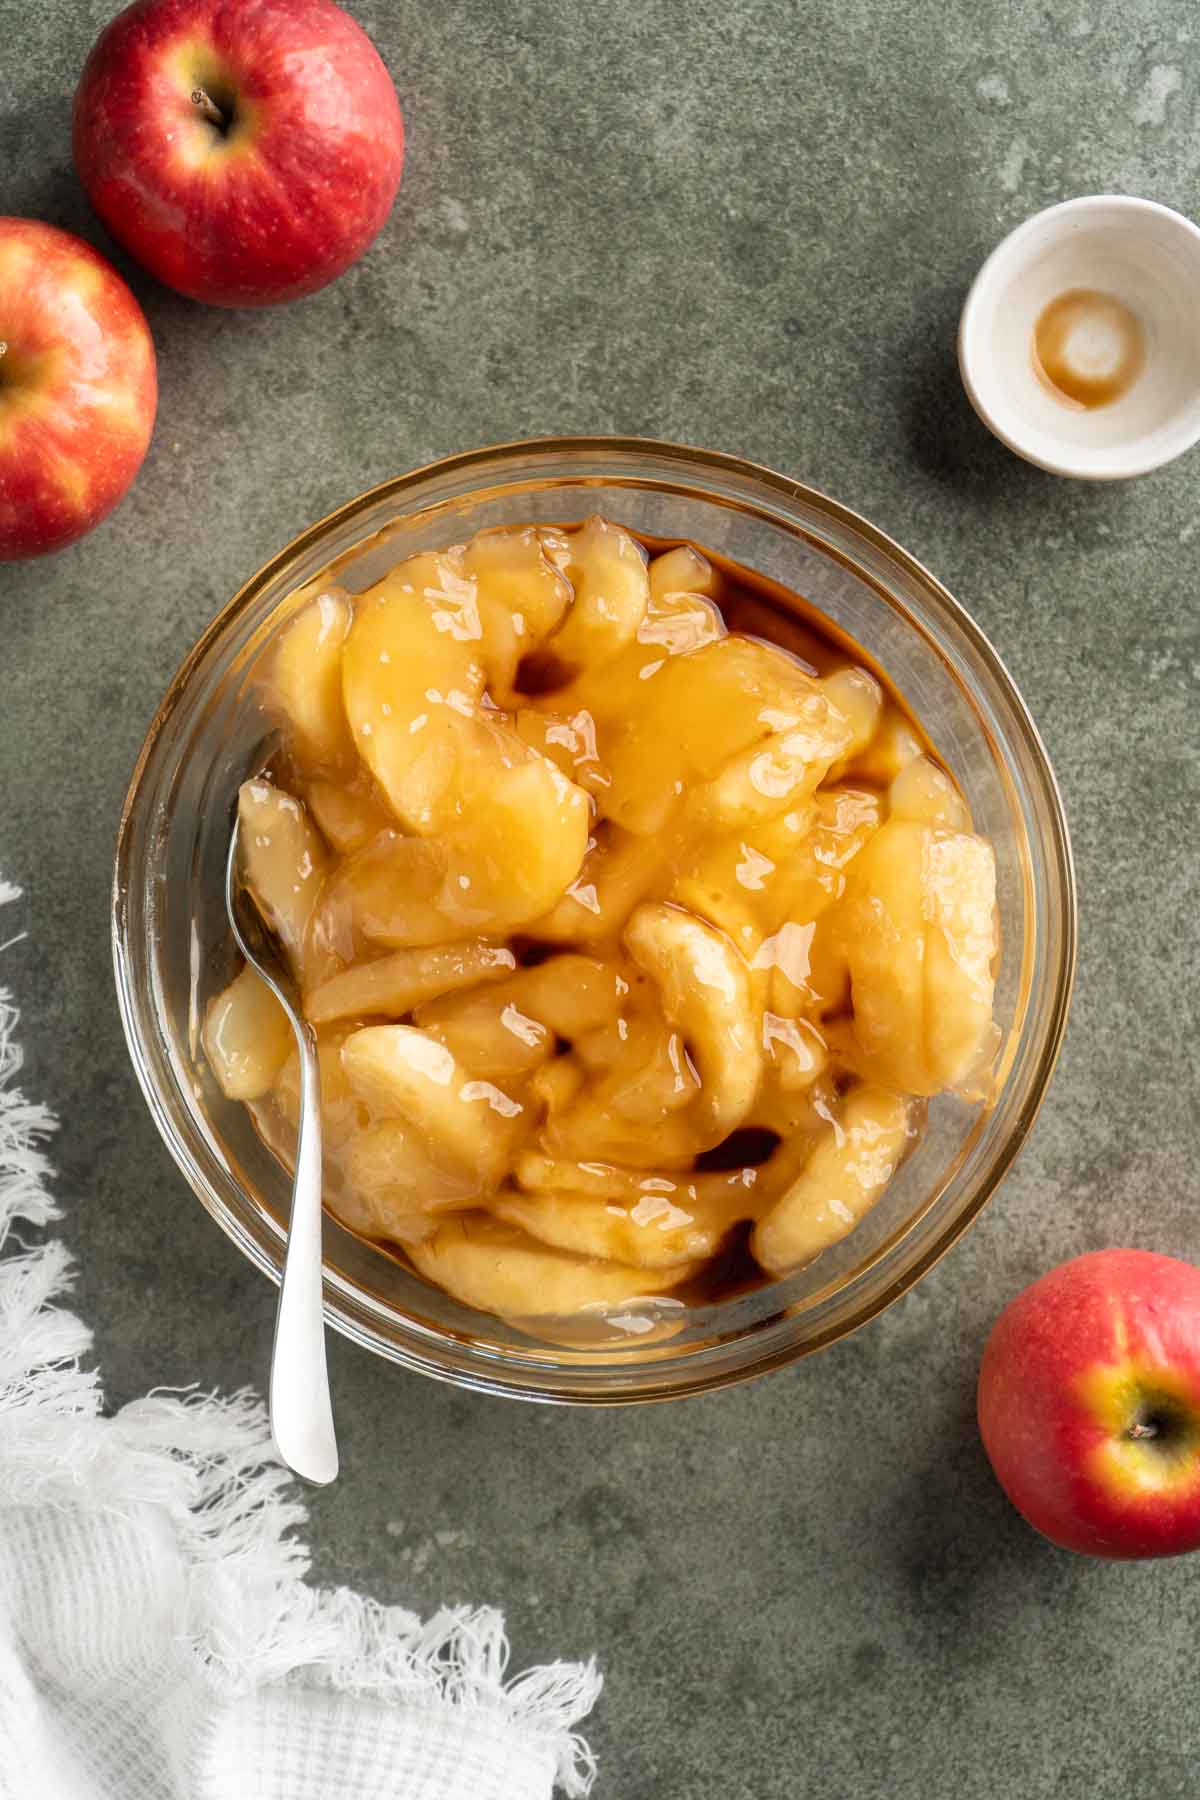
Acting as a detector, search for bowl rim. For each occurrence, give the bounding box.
[113,433,1077,1403]
[957,194,1200,480]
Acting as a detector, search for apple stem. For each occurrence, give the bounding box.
[190,87,225,128]
[1128,1421,1158,1440]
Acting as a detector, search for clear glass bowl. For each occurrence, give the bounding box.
[113,437,1076,1404]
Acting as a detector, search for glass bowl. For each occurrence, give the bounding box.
[112,436,1076,1404]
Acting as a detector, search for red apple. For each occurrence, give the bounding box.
[0,218,157,562]
[978,1248,1200,1559]
[73,0,404,308]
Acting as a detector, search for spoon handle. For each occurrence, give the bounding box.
[269,1022,339,1485]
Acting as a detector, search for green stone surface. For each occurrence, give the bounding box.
[3,3,1198,1794]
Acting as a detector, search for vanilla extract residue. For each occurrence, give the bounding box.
[1032,288,1145,410]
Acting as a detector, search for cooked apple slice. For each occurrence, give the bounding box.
[312,756,590,947]
[341,1024,526,1188]
[272,1025,364,1150]
[527,1054,586,1125]
[538,586,721,718]
[822,666,883,765]
[647,542,721,602]
[305,941,517,1025]
[343,1120,482,1242]
[539,1094,705,1169]
[203,965,293,1100]
[844,709,924,787]
[548,515,650,669]
[756,785,882,925]
[923,831,999,1088]
[752,1085,914,1275]
[684,678,856,834]
[408,1214,697,1317]
[344,555,591,928]
[668,862,765,968]
[237,779,328,982]
[540,910,755,1167]
[530,825,671,945]
[537,525,573,571]
[493,1176,749,1269]
[304,774,395,854]
[461,525,572,698]
[514,1150,756,1203]
[595,635,820,836]
[673,794,878,981]
[266,589,354,772]
[443,748,590,932]
[888,754,971,831]
[526,587,725,805]
[632,587,725,657]
[416,985,553,1082]
[669,788,878,1006]
[623,902,761,1145]
[761,1011,828,1089]
[739,1077,828,1141]
[411,953,621,1081]
[341,551,486,831]
[831,818,998,1095]
[309,831,455,953]
[508,954,626,1038]
[573,1013,699,1123]
[514,706,610,799]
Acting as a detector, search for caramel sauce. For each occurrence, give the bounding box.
[1032,289,1144,410]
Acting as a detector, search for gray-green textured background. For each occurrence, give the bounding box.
[3,2,1199,1794]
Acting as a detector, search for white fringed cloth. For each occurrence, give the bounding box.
[0,883,600,1800]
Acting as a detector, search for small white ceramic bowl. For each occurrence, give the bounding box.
[959,195,1200,479]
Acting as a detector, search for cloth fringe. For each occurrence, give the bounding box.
[0,885,600,1796]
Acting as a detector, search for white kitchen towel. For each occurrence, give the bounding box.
[0,885,600,1799]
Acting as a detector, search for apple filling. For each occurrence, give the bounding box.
[203,518,1001,1332]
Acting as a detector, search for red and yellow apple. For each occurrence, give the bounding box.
[978,1248,1200,1559]
[73,0,405,308]
[0,218,157,562]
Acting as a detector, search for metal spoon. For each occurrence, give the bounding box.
[225,815,339,1486]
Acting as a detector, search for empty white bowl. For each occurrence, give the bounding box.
[959,196,1200,479]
